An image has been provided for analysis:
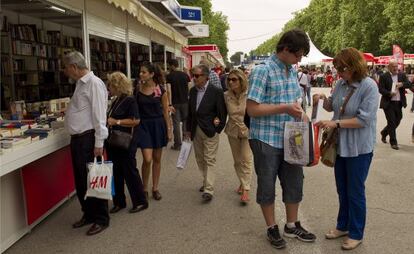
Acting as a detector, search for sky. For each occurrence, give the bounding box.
[210,0,311,57]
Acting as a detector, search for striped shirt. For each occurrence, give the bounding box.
[247,54,302,149]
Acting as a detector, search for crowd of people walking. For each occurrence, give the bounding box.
[62,28,413,251]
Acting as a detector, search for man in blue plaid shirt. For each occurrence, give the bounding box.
[247,29,316,249]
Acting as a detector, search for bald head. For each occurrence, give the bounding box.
[388,60,398,75]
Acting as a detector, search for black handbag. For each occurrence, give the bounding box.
[107,97,133,150]
[108,129,132,150]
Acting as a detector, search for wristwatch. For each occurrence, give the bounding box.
[116,120,121,125]
[335,120,341,129]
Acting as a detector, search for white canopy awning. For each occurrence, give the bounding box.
[300,35,332,65]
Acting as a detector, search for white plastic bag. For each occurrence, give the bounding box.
[85,157,113,200]
[284,121,314,166]
[176,141,192,169]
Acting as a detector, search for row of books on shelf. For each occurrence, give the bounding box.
[90,39,126,53]
[93,52,126,62]
[92,61,126,72]
[38,59,62,71]
[11,40,72,58]
[130,54,149,62]
[1,57,12,76]
[6,23,82,48]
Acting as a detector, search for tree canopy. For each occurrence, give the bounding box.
[178,0,230,60]
[252,0,414,57]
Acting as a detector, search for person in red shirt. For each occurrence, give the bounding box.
[325,70,334,87]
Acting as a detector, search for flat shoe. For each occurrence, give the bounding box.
[240,191,249,204]
[86,223,108,236]
[325,229,348,239]
[72,218,93,228]
[152,190,162,200]
[129,203,148,213]
[342,239,362,250]
[109,206,125,214]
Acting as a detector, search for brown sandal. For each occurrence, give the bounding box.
[325,229,348,239]
[152,190,162,201]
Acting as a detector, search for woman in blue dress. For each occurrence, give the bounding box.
[136,62,172,201]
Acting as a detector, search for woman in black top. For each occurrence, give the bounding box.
[136,62,172,201]
[106,72,148,213]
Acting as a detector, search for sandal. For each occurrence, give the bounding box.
[235,185,243,195]
[240,190,249,204]
[325,229,348,239]
[152,190,162,201]
[342,238,362,250]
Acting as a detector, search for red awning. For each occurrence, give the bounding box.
[363,53,375,62]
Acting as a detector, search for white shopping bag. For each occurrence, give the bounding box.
[283,121,314,166]
[85,157,113,200]
[176,141,192,169]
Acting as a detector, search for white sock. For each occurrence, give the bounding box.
[286,222,296,229]
[267,224,277,230]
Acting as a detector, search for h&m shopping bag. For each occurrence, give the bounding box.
[284,121,315,166]
[176,141,192,169]
[85,157,113,200]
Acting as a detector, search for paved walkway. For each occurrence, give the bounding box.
[5,88,414,254]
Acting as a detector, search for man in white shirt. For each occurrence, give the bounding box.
[63,51,109,235]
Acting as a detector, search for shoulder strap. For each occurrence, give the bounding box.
[108,96,127,117]
[339,86,356,117]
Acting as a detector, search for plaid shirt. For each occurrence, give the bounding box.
[247,54,302,149]
[209,70,222,89]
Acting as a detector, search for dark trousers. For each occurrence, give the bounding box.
[381,101,403,145]
[107,146,147,208]
[334,153,373,240]
[172,103,188,146]
[70,132,109,226]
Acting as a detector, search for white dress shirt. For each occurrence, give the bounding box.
[65,71,108,147]
[391,74,401,101]
[196,81,209,110]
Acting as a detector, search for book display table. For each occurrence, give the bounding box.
[0,130,74,253]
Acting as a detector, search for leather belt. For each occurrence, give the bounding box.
[71,129,94,138]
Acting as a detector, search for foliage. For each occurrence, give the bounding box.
[230,51,244,65]
[178,0,230,60]
[253,0,414,57]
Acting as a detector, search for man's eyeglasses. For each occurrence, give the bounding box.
[192,74,204,79]
[227,77,239,82]
[335,66,349,72]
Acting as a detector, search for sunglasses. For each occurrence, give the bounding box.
[192,74,204,79]
[227,77,239,82]
[335,66,349,72]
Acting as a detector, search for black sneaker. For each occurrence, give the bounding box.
[267,225,287,249]
[283,221,316,242]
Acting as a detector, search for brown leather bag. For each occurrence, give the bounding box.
[320,86,355,167]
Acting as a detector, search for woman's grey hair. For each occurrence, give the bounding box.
[62,51,88,69]
[192,64,210,77]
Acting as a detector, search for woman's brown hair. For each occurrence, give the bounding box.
[333,47,368,81]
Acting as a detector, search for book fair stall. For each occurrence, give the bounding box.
[0,0,206,252]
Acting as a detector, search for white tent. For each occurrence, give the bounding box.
[299,35,332,65]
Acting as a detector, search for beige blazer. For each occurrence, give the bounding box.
[224,91,249,139]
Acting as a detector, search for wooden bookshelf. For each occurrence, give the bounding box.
[130,42,150,79]
[1,21,82,105]
[89,35,126,80]
[151,41,165,70]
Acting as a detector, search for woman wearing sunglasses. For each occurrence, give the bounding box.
[223,69,253,204]
[315,48,379,250]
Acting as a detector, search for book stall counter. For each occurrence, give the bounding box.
[0,130,75,253]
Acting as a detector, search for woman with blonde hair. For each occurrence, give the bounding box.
[223,69,253,204]
[106,71,148,213]
[316,48,379,250]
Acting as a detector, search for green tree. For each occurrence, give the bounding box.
[253,0,413,57]
[178,0,230,60]
[230,51,243,65]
